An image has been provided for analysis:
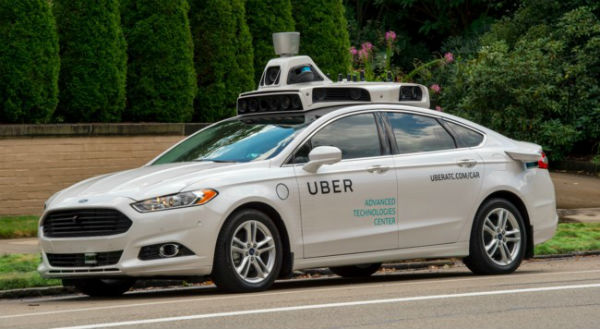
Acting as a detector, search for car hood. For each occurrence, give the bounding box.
[48,162,243,206]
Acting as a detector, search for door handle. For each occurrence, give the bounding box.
[457,159,477,168]
[367,165,390,173]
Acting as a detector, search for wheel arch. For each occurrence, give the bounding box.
[478,190,534,259]
[221,201,294,278]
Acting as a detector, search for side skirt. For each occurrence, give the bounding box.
[292,242,469,271]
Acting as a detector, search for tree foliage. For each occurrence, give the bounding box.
[0,0,59,123]
[54,0,127,122]
[428,1,600,159]
[230,0,255,105]
[189,0,254,121]
[292,0,351,76]
[121,0,196,122]
[344,0,520,70]
[246,0,295,83]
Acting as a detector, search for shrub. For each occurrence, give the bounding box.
[246,0,295,83]
[0,0,59,123]
[422,2,600,160]
[54,0,127,122]
[121,0,196,122]
[291,0,351,76]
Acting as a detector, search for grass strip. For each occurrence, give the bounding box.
[534,223,600,255]
[0,216,38,239]
[0,254,59,290]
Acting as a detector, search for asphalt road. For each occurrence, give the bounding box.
[1,256,600,329]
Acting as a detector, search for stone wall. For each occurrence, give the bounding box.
[0,123,206,216]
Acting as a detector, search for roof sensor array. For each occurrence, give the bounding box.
[237,94,303,115]
[399,86,423,101]
[312,87,371,103]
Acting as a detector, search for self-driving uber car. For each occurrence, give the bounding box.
[38,32,557,296]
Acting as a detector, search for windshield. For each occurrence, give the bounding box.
[152,115,308,165]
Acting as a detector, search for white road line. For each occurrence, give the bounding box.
[50,283,600,329]
[2,268,600,320]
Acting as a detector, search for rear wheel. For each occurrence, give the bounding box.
[212,209,283,292]
[330,263,381,278]
[463,198,526,275]
[64,278,135,297]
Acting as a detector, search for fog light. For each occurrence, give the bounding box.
[159,244,180,258]
[138,242,194,260]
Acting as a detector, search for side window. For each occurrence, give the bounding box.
[444,121,484,148]
[294,113,382,162]
[386,112,455,154]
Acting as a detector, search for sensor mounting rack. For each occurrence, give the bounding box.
[236,32,430,116]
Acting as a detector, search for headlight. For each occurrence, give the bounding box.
[131,189,218,213]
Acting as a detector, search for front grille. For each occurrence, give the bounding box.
[46,251,123,267]
[42,208,132,238]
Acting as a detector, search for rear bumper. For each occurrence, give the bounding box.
[533,212,558,245]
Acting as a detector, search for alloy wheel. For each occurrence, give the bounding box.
[230,220,276,284]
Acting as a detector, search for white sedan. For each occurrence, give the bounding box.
[38,49,557,296]
[38,102,557,296]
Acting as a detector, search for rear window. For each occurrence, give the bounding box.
[444,121,484,148]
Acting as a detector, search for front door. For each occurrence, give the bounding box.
[292,113,398,258]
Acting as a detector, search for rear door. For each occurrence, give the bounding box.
[384,112,484,249]
[292,112,399,258]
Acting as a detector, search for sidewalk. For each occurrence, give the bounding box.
[0,238,39,254]
[557,208,600,223]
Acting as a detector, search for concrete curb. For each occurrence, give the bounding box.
[0,286,75,299]
[0,260,454,299]
[532,250,600,259]
[2,254,599,299]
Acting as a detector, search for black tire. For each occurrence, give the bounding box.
[64,278,135,297]
[463,198,527,275]
[212,209,283,292]
[330,263,381,278]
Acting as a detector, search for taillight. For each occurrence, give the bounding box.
[538,151,549,169]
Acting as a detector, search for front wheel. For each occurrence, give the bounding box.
[463,198,526,275]
[64,278,135,297]
[212,209,283,292]
[330,263,381,278]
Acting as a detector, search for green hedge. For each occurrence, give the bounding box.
[292,0,351,76]
[0,0,59,123]
[246,0,295,83]
[230,0,255,104]
[54,0,127,123]
[189,0,254,122]
[122,0,196,122]
[189,0,235,122]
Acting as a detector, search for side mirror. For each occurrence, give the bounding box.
[302,146,342,173]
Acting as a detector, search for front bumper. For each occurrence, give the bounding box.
[38,197,221,278]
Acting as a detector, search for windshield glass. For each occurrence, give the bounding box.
[152,115,308,165]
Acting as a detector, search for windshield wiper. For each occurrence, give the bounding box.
[194,159,238,163]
